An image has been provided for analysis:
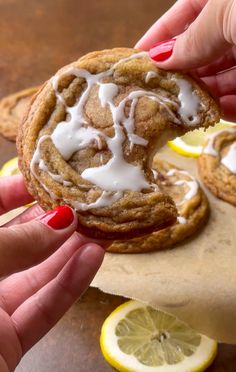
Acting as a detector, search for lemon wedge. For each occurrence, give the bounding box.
[100,300,217,372]
[168,120,236,158]
[0,157,19,176]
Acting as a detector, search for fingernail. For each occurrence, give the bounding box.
[149,38,175,62]
[39,205,75,230]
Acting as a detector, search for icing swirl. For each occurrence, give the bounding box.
[30,51,202,210]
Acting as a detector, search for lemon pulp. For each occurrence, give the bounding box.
[100,300,217,372]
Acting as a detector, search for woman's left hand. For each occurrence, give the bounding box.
[0,174,105,372]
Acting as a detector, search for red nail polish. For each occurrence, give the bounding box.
[149,38,175,62]
[39,205,74,230]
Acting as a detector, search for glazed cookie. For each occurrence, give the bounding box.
[108,159,209,253]
[0,86,40,141]
[198,127,236,205]
[18,48,219,240]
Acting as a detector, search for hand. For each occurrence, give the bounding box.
[136,0,236,121]
[0,174,105,372]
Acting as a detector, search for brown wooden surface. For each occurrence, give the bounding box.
[0,0,235,370]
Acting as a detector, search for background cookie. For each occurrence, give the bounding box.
[18,48,219,240]
[198,128,236,205]
[108,159,209,253]
[0,86,40,141]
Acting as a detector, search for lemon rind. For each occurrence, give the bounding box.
[168,139,202,158]
[0,157,19,176]
[100,300,217,372]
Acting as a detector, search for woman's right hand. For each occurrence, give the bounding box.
[136,0,236,121]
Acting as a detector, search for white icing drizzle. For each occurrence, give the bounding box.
[173,170,199,202]
[122,97,147,148]
[166,168,175,177]
[30,135,51,168]
[30,51,201,210]
[221,142,236,174]
[112,51,148,68]
[175,179,198,201]
[81,156,149,191]
[145,71,158,83]
[30,135,72,199]
[174,78,200,125]
[166,168,199,223]
[41,183,58,200]
[69,190,123,211]
[100,153,104,163]
[203,128,236,174]
[30,136,57,200]
[203,127,236,156]
[38,159,48,172]
[98,83,119,108]
[51,125,102,161]
[177,216,187,224]
[152,169,158,180]
[203,131,222,156]
[39,160,72,187]
[62,180,73,187]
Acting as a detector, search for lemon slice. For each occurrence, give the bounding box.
[0,157,34,209]
[0,157,19,176]
[168,120,236,158]
[100,300,217,372]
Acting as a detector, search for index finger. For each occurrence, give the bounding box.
[0,174,34,215]
[11,243,104,354]
[135,0,207,50]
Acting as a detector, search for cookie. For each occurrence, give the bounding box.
[108,159,209,253]
[17,48,219,240]
[198,127,236,205]
[0,86,40,141]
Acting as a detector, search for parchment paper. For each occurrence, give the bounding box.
[1,146,236,343]
[91,146,236,344]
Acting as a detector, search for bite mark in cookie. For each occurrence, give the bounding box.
[108,159,209,253]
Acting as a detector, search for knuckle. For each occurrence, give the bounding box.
[33,293,55,326]
[222,0,236,43]
[5,223,48,266]
[179,26,204,67]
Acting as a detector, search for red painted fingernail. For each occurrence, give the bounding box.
[39,205,74,230]
[149,38,175,62]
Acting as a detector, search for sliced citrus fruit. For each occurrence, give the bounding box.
[168,120,236,158]
[0,157,35,208]
[100,300,217,372]
[0,157,19,176]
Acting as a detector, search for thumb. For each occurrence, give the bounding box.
[0,205,77,276]
[149,0,235,70]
